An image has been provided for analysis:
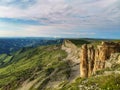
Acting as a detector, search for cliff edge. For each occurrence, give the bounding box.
[80,41,120,77]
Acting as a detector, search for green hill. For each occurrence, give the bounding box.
[0,45,71,90]
[0,39,120,90]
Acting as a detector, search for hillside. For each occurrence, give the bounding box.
[0,39,120,90]
[0,38,62,54]
[0,44,71,90]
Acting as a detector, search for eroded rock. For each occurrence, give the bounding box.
[80,41,120,77]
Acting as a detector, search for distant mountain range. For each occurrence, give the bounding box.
[0,37,63,54]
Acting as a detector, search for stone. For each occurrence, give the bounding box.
[80,41,120,77]
[80,44,88,77]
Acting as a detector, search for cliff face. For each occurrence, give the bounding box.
[62,40,120,78]
[61,40,80,63]
[80,45,88,77]
[80,42,120,77]
[61,40,80,79]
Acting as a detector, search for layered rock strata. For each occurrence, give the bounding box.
[80,42,120,77]
[61,40,80,63]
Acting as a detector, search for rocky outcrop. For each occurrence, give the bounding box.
[105,53,120,68]
[80,44,88,77]
[61,40,80,63]
[80,41,120,77]
[88,45,95,77]
[80,44,95,77]
[61,40,120,78]
[61,40,80,79]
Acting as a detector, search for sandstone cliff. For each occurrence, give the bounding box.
[61,40,120,78]
[80,41,120,77]
[80,44,88,77]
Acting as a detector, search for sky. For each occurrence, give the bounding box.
[0,0,120,38]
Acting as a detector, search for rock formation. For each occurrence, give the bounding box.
[88,45,95,77]
[61,40,80,79]
[80,44,88,77]
[61,40,80,63]
[80,41,120,77]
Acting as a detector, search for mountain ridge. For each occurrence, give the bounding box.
[0,38,63,54]
[0,39,120,90]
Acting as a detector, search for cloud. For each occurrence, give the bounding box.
[0,0,36,8]
[0,0,119,27]
[0,21,97,38]
[0,0,120,38]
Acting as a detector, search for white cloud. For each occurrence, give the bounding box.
[0,21,97,37]
[0,0,119,27]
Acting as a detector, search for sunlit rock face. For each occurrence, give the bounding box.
[80,44,95,77]
[80,42,120,78]
[88,45,95,77]
[80,44,88,78]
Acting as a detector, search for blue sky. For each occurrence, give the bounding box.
[0,0,120,38]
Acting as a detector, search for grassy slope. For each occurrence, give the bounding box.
[57,73,120,90]
[0,45,71,90]
[69,38,120,48]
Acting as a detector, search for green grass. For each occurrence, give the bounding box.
[0,45,68,90]
[69,39,91,47]
[57,73,120,90]
[69,38,120,48]
[87,74,120,90]
[0,54,12,66]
